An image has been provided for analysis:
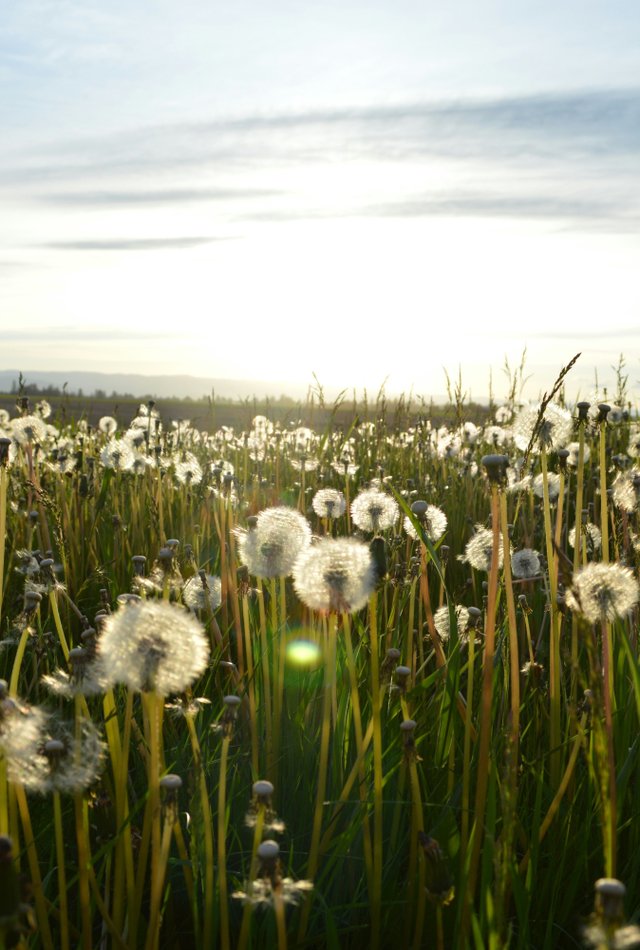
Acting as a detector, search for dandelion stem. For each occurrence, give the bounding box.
[53,791,70,950]
[15,784,54,950]
[298,613,337,945]
[462,483,500,941]
[185,713,215,949]
[369,592,384,950]
[218,732,232,950]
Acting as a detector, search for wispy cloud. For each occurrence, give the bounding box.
[4,89,639,183]
[3,89,639,236]
[40,236,236,251]
[0,325,176,342]
[40,187,282,207]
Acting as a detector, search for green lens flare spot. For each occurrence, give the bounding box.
[286,639,321,667]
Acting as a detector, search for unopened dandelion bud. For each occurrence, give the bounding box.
[481,454,509,484]
[160,773,182,819]
[395,665,412,694]
[467,606,482,626]
[577,401,591,421]
[28,511,39,524]
[252,780,274,808]
[132,555,147,576]
[411,500,429,517]
[0,835,20,924]
[369,536,387,581]
[0,437,11,466]
[418,833,455,905]
[246,516,258,530]
[400,718,418,757]
[257,839,281,874]
[380,647,401,682]
[440,545,450,563]
[594,877,626,925]
[68,647,88,671]
[24,590,42,613]
[165,539,180,551]
[597,403,611,423]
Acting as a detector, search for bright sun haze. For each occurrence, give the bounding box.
[2,1,639,400]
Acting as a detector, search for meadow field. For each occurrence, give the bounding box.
[0,365,639,949]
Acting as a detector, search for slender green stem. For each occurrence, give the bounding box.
[218,733,232,950]
[53,792,70,950]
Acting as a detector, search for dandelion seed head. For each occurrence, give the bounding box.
[459,526,506,572]
[404,504,447,543]
[532,472,561,501]
[98,599,210,694]
[433,605,471,643]
[612,469,640,513]
[513,402,572,453]
[237,507,311,578]
[350,488,399,533]
[182,573,221,612]
[293,538,375,613]
[568,523,602,556]
[566,563,639,625]
[98,416,118,436]
[35,717,105,795]
[10,415,48,446]
[100,438,134,472]
[511,549,541,580]
[312,488,346,520]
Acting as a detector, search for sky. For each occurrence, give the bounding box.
[2,0,640,402]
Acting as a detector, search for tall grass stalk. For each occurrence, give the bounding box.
[462,482,500,942]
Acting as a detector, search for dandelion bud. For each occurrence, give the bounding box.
[557,448,569,471]
[418,833,455,905]
[380,648,401,683]
[160,773,182,820]
[257,839,281,876]
[0,437,11,466]
[411,500,428,517]
[594,878,626,925]
[28,511,39,524]
[369,537,387,582]
[400,718,418,759]
[597,403,611,423]
[394,665,412,695]
[481,454,509,484]
[576,401,590,421]
[253,779,274,802]
[132,555,147,576]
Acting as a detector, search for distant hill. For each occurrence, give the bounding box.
[0,369,319,402]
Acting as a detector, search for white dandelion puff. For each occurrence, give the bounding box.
[182,573,222,612]
[98,599,210,694]
[293,538,375,613]
[511,549,542,579]
[312,488,347,520]
[513,402,572,454]
[236,507,312,579]
[565,562,639,625]
[351,488,399,534]
[459,525,506,573]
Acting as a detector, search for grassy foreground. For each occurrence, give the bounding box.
[0,371,639,949]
